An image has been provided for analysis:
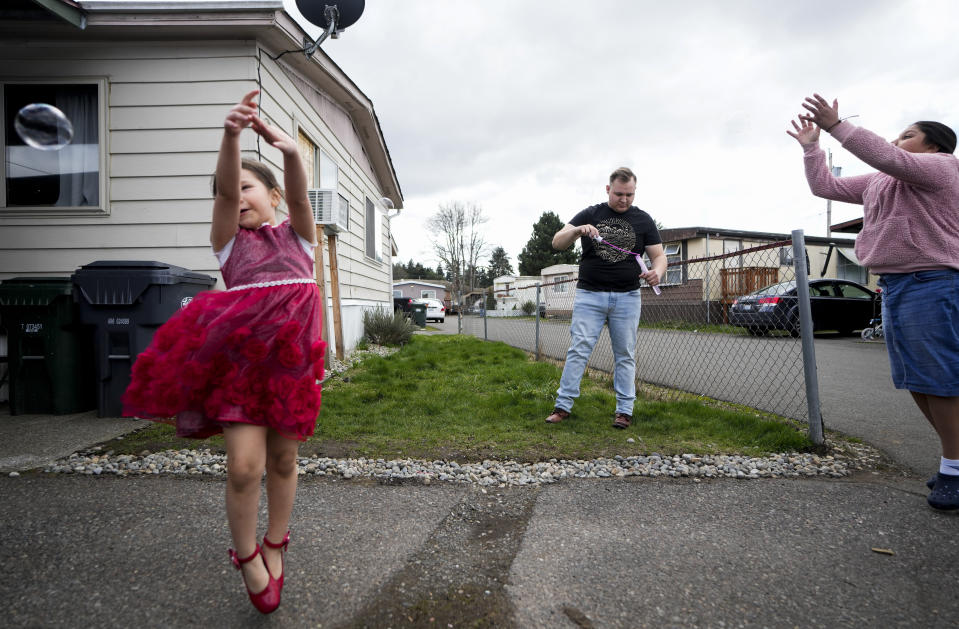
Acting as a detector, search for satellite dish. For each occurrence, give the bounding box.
[296,0,365,31]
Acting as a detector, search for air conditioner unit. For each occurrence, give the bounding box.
[307,188,346,232]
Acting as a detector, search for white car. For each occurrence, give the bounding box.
[414,298,446,322]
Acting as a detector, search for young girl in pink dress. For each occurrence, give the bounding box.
[123,90,325,613]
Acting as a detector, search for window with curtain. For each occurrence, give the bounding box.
[3,82,102,210]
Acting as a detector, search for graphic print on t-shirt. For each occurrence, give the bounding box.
[596,217,636,263]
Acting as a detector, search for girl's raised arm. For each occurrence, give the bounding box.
[251,115,317,245]
[211,90,259,251]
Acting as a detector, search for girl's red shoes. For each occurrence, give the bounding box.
[262,530,290,591]
[229,544,281,614]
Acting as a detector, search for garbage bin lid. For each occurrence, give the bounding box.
[72,260,216,306]
[74,260,213,281]
[0,277,74,307]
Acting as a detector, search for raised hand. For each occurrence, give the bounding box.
[224,90,259,135]
[250,115,298,157]
[799,93,840,131]
[786,116,820,145]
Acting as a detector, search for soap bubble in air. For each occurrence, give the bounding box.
[14,103,74,151]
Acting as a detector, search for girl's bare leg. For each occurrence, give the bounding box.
[911,392,959,459]
[224,424,271,593]
[262,429,300,578]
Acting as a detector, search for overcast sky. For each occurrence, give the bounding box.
[285,0,959,270]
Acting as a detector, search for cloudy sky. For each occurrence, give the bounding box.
[286,0,959,269]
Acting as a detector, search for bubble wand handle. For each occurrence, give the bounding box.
[592,235,661,295]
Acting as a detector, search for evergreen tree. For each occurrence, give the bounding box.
[487,246,514,280]
[517,211,579,276]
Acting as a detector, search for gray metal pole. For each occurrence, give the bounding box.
[457,290,462,335]
[483,290,488,341]
[535,284,541,360]
[705,233,711,325]
[792,229,824,445]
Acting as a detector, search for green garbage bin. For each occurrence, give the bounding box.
[410,302,427,327]
[0,277,95,415]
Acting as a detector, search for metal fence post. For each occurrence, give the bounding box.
[792,229,824,445]
[705,233,711,324]
[535,284,541,360]
[483,290,488,341]
[457,290,462,335]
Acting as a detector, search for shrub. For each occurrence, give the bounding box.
[362,307,416,346]
[521,300,536,316]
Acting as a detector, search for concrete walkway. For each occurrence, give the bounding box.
[1,322,955,627]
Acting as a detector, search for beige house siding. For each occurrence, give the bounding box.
[0,40,256,279]
[0,30,397,353]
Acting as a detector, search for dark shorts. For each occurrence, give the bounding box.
[880,269,959,396]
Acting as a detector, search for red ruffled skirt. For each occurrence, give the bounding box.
[122,283,326,441]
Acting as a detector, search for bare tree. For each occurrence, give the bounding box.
[427,201,490,301]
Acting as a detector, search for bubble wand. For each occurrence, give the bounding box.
[592,235,661,295]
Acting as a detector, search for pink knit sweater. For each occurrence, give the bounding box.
[802,121,959,274]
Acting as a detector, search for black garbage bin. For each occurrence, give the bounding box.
[410,302,427,327]
[72,261,216,417]
[0,277,96,415]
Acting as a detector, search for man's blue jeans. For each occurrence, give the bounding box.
[555,288,642,416]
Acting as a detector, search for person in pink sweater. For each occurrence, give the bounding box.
[788,93,959,511]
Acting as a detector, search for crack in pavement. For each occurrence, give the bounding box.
[344,485,540,628]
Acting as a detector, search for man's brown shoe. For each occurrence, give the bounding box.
[545,408,570,423]
[612,413,632,429]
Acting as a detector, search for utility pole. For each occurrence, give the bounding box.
[826,150,842,237]
[826,149,832,238]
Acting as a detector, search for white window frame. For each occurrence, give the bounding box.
[1,78,108,216]
[837,253,867,284]
[643,243,683,286]
[421,290,437,299]
[365,197,384,262]
[663,242,682,285]
[318,148,338,190]
[337,193,350,231]
[392,289,402,297]
[553,275,569,293]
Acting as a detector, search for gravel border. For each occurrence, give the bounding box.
[36,441,882,486]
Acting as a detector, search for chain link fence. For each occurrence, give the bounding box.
[461,233,823,433]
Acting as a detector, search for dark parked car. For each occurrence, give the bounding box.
[393,296,413,313]
[729,278,878,337]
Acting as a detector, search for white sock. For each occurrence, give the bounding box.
[940,457,959,476]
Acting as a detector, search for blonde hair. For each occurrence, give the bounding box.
[609,167,636,184]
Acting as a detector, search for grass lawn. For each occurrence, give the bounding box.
[111,335,814,462]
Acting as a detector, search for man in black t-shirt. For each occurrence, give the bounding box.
[545,167,666,429]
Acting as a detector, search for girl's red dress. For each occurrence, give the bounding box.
[122,221,325,441]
